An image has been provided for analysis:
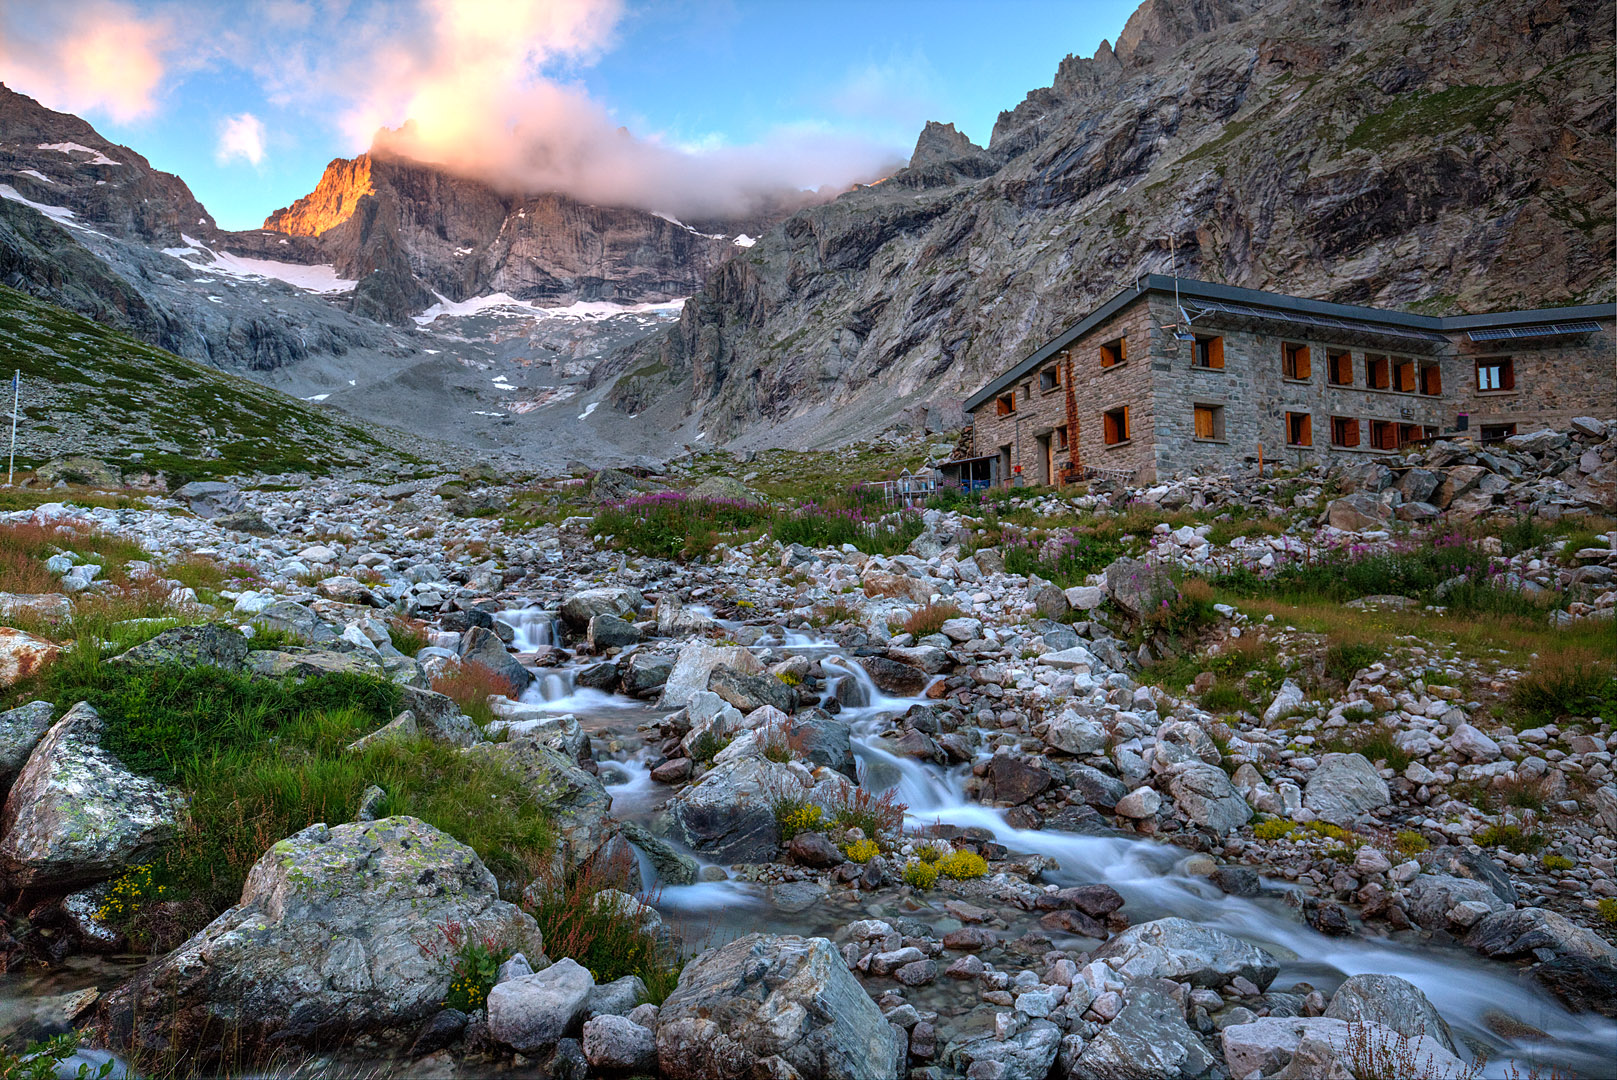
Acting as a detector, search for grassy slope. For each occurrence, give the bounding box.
[0,283,420,479]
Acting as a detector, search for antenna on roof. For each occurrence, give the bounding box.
[1167,232,1196,341]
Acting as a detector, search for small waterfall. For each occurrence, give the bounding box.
[533,669,576,702]
[496,608,563,652]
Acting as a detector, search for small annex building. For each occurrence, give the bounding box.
[947,276,1616,488]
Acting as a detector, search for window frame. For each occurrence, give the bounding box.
[1476,356,1515,392]
[996,393,1016,416]
[1419,363,1442,396]
[1099,336,1128,369]
[1039,366,1060,393]
[1327,351,1353,386]
[1192,335,1225,370]
[1330,415,1361,448]
[1102,405,1130,445]
[1286,411,1313,447]
[1192,403,1225,442]
[1366,354,1390,390]
[1393,358,1417,393]
[1369,419,1399,451]
[1281,341,1312,381]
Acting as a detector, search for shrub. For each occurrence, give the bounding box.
[1599,898,1617,924]
[523,855,681,1004]
[431,661,521,729]
[827,783,906,841]
[1200,683,1251,715]
[1509,653,1617,724]
[1141,576,1218,638]
[1305,821,1361,850]
[902,601,962,639]
[843,838,880,863]
[1474,823,1546,854]
[424,923,513,1012]
[903,860,939,889]
[95,863,165,923]
[774,799,822,841]
[687,726,733,765]
[1541,854,1574,872]
[1325,642,1383,683]
[388,618,429,657]
[1320,723,1411,774]
[913,841,945,863]
[758,723,793,764]
[1340,1019,1485,1080]
[1395,830,1430,856]
[937,849,987,879]
[0,1033,115,1080]
[1254,819,1296,841]
[595,492,770,560]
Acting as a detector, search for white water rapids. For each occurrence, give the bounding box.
[495,610,1617,1077]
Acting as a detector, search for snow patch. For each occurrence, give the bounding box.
[160,234,355,294]
[577,401,599,421]
[37,142,117,166]
[413,292,687,325]
[16,169,53,184]
[304,394,331,402]
[0,185,77,225]
[733,234,756,247]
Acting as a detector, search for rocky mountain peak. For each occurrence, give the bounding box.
[909,122,985,169]
[262,154,377,237]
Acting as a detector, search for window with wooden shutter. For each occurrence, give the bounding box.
[1193,404,1224,440]
[1327,351,1352,385]
[1394,359,1416,393]
[1366,354,1390,389]
[1286,412,1312,446]
[1370,420,1398,450]
[1099,337,1127,368]
[1331,416,1360,447]
[1193,336,1224,369]
[1282,342,1311,380]
[996,394,1016,416]
[1103,406,1130,444]
[1420,364,1442,396]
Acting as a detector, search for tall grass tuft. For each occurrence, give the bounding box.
[432,662,522,729]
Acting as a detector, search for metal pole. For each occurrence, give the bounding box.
[7,371,16,486]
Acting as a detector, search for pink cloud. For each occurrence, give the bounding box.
[0,1,172,123]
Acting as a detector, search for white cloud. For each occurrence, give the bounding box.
[215,112,267,166]
[0,0,171,122]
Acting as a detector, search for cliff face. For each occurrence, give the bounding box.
[613,0,1615,445]
[263,152,742,323]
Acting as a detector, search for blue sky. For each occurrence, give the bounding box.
[2,0,1140,229]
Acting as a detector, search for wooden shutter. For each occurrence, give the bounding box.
[1209,337,1224,368]
[1195,406,1215,439]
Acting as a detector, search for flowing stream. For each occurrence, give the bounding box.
[588,646,1617,1078]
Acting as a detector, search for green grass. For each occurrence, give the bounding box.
[524,855,683,1004]
[593,492,771,560]
[0,283,419,478]
[1319,722,1411,773]
[769,499,925,556]
[1344,82,1520,152]
[1508,652,1617,725]
[1324,642,1383,683]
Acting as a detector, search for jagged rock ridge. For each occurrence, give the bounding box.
[612,0,1615,447]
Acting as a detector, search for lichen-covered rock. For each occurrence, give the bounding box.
[488,957,594,1054]
[560,586,646,629]
[656,934,903,1080]
[467,736,613,871]
[250,601,340,644]
[666,756,807,863]
[0,702,181,889]
[1070,985,1217,1079]
[0,626,61,688]
[94,816,543,1062]
[0,699,54,795]
[1091,917,1279,990]
[658,642,763,708]
[1323,974,1456,1052]
[1167,761,1251,833]
[110,623,248,671]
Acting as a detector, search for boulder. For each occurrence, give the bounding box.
[246,647,386,681]
[1533,954,1617,1018]
[1263,678,1306,722]
[622,651,674,697]
[94,817,544,1060]
[1114,786,1162,819]
[1323,974,1455,1052]
[0,702,182,889]
[691,476,761,504]
[1324,493,1391,531]
[786,710,857,777]
[251,601,340,644]
[560,586,646,629]
[1167,762,1251,833]
[659,643,763,708]
[1091,917,1279,990]
[587,613,641,652]
[1465,907,1617,964]
[857,656,929,697]
[458,625,532,693]
[0,699,54,795]
[582,1014,657,1073]
[0,592,72,622]
[656,934,903,1080]
[945,1018,1061,1080]
[1044,707,1107,755]
[213,510,274,536]
[981,754,1053,806]
[37,455,122,487]
[619,822,699,886]
[109,623,248,671]
[488,957,594,1054]
[1221,1016,1464,1080]
[1071,985,1218,1079]
[0,627,60,688]
[469,737,613,872]
[1103,557,1177,618]
[1405,874,1509,930]
[1302,753,1390,825]
[399,685,482,748]
[173,480,243,519]
[709,667,799,714]
[666,756,805,863]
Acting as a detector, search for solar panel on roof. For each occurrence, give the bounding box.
[1183,301,1449,343]
[1466,321,1603,342]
